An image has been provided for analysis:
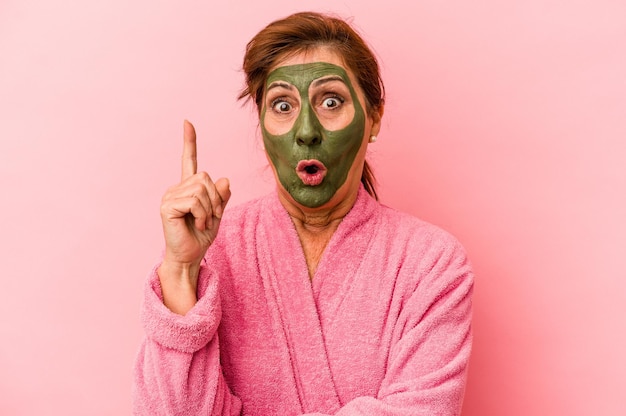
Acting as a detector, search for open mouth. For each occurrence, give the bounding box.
[296,159,327,186]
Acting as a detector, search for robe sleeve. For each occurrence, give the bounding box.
[132,263,242,416]
[305,236,474,416]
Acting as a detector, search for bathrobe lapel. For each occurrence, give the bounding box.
[256,194,342,414]
[310,188,378,322]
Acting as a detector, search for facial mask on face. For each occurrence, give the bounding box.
[261,62,366,208]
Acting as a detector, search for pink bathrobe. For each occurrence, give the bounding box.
[133,186,473,415]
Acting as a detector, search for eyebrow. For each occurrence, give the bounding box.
[311,75,346,88]
[266,81,295,92]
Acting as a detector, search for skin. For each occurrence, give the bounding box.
[157,47,383,315]
[261,48,383,277]
[261,62,366,208]
[261,48,382,224]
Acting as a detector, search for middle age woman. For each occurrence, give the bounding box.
[134,11,473,416]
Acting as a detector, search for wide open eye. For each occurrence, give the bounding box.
[271,99,293,114]
[321,96,344,109]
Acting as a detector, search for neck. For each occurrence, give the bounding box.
[279,188,359,279]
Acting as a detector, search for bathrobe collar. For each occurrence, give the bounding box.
[256,185,379,413]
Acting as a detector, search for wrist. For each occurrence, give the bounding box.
[159,258,201,283]
[157,260,201,315]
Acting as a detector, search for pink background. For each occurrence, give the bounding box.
[1,1,625,414]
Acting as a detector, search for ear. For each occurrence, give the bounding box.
[369,104,384,136]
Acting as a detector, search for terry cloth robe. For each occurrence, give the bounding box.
[133,186,474,416]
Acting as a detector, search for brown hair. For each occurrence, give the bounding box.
[238,11,385,199]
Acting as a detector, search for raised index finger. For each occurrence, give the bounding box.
[181,119,198,181]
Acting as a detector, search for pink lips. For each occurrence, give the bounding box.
[296,159,327,186]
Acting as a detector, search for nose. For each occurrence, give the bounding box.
[294,104,322,146]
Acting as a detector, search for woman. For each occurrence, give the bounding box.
[134,11,473,416]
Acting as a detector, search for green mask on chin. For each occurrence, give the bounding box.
[261,62,366,208]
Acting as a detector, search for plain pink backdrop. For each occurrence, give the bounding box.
[1,1,625,415]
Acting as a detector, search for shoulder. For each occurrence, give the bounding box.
[378,203,465,254]
[373,203,472,285]
[348,189,469,266]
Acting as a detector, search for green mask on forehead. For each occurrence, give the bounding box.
[261,62,366,208]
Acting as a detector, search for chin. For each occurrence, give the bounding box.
[290,185,336,209]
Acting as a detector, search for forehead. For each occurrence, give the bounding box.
[266,62,351,89]
[265,48,354,88]
[271,47,347,73]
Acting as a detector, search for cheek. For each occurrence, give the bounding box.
[327,117,366,150]
[315,107,354,132]
[262,131,293,167]
[263,111,298,136]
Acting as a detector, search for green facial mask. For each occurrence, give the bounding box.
[261,62,366,208]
